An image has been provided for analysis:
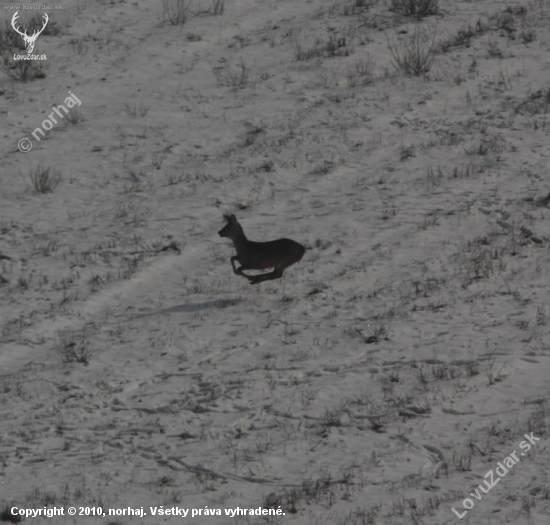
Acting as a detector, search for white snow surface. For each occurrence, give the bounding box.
[1,0,550,524]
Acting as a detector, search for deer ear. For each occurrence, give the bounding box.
[230,214,237,224]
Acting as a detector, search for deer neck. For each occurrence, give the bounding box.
[233,228,248,256]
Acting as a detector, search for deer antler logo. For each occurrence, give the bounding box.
[11,11,49,54]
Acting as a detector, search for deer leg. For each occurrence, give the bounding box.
[230,256,254,281]
[238,268,255,282]
[249,267,284,285]
[230,256,248,276]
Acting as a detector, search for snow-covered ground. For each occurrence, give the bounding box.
[1,0,549,523]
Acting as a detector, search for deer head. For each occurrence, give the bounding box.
[11,11,49,54]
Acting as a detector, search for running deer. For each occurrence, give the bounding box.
[218,214,305,285]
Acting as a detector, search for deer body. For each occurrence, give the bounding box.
[218,214,305,285]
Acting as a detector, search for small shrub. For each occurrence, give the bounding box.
[293,35,351,61]
[486,39,503,58]
[390,0,439,18]
[212,58,251,90]
[387,25,437,76]
[438,19,488,52]
[520,28,536,43]
[2,58,46,82]
[452,451,472,471]
[464,360,479,377]
[186,32,203,41]
[194,0,225,16]
[26,12,63,36]
[123,102,150,117]
[56,332,92,365]
[65,108,84,125]
[464,134,505,156]
[334,0,379,16]
[490,11,515,35]
[211,0,225,15]
[516,88,550,115]
[29,165,61,194]
[69,37,89,55]
[0,18,26,54]
[0,81,16,99]
[0,505,22,523]
[160,0,192,25]
[346,56,376,86]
